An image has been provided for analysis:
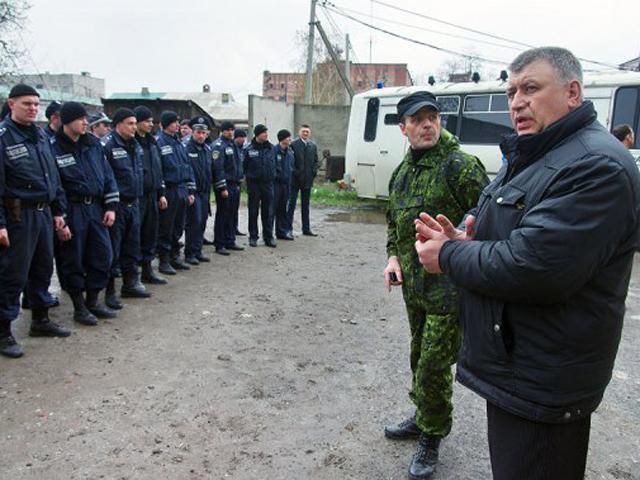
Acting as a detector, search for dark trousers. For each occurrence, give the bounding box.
[0,207,54,327]
[109,201,141,276]
[287,180,311,233]
[139,191,159,262]
[274,181,290,238]
[58,202,112,292]
[158,185,188,255]
[486,401,591,480]
[246,179,274,241]
[185,191,209,257]
[214,186,238,248]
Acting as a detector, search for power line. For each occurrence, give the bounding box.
[366,0,620,70]
[321,4,510,66]
[329,3,523,52]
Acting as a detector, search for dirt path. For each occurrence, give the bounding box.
[1,208,638,479]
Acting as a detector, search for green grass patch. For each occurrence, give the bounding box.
[311,183,385,209]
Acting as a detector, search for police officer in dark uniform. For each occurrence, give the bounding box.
[51,102,119,325]
[0,84,71,358]
[273,129,294,240]
[156,111,196,273]
[184,117,214,264]
[134,106,168,285]
[103,108,150,309]
[233,129,247,237]
[243,124,276,248]
[212,121,244,255]
[43,101,62,140]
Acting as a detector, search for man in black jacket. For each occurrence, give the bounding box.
[287,124,319,236]
[415,47,640,479]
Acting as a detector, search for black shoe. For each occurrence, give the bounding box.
[303,231,318,237]
[87,302,117,319]
[22,292,60,309]
[277,233,294,241]
[185,256,200,265]
[408,434,440,480]
[69,291,97,326]
[249,238,258,247]
[29,320,71,338]
[216,248,230,256]
[384,415,421,440]
[203,237,215,245]
[227,244,245,251]
[158,256,177,275]
[141,261,168,285]
[236,230,247,236]
[171,256,191,270]
[264,239,277,248]
[121,272,152,298]
[105,279,123,310]
[195,254,211,262]
[0,335,24,358]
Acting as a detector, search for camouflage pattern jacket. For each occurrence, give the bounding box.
[386,129,489,312]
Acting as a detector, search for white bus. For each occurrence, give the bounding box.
[345,71,640,199]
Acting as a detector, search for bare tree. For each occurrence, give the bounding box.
[0,0,30,78]
[436,47,486,83]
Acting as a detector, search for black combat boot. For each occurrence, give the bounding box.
[0,323,23,358]
[184,255,200,265]
[170,251,191,270]
[158,253,177,275]
[141,261,168,285]
[86,290,117,319]
[408,434,440,480]
[29,307,71,337]
[68,290,97,326]
[105,278,123,310]
[249,238,258,247]
[384,414,421,440]
[121,270,152,298]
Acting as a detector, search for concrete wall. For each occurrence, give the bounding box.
[248,95,350,157]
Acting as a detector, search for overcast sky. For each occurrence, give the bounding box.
[20,0,640,103]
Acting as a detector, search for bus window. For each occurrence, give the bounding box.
[611,87,640,142]
[460,94,513,144]
[436,95,460,135]
[364,97,380,142]
[384,113,400,125]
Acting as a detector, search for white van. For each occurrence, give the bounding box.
[345,71,640,199]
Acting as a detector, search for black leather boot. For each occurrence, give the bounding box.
[170,251,191,270]
[29,307,71,337]
[105,277,123,310]
[384,415,421,440]
[69,290,97,326]
[408,434,440,480]
[0,323,23,358]
[158,253,177,275]
[86,290,117,319]
[121,271,152,298]
[141,261,168,285]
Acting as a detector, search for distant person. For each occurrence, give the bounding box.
[415,47,640,480]
[43,100,62,140]
[88,112,112,143]
[243,124,276,247]
[287,124,319,236]
[51,102,119,325]
[102,108,151,309]
[384,91,488,480]
[184,117,213,264]
[274,129,294,240]
[180,119,192,145]
[0,84,71,358]
[613,124,635,149]
[134,106,168,285]
[232,129,247,237]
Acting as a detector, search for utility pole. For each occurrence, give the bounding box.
[314,21,355,100]
[304,0,317,104]
[344,34,351,105]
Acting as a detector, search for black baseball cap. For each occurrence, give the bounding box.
[397,91,440,119]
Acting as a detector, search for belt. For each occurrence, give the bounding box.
[5,198,49,210]
[68,194,101,205]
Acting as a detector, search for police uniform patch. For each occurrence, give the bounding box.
[248,150,259,157]
[225,147,234,155]
[56,153,77,168]
[112,148,128,159]
[188,153,198,158]
[160,145,173,155]
[212,150,220,160]
[5,143,28,160]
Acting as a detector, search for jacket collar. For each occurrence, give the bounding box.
[407,128,459,168]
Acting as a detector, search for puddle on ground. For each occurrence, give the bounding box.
[325,210,387,225]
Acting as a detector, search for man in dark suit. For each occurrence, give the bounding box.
[286,124,319,236]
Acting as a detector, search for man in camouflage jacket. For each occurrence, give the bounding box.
[383,91,488,480]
